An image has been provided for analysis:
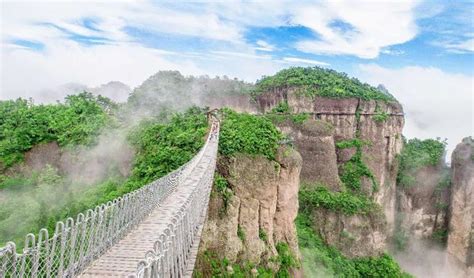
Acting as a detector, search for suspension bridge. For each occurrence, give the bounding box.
[0,118,220,277]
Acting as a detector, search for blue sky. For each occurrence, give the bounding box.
[0,0,473,154]
[1,1,472,85]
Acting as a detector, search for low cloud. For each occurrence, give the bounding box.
[358,64,474,157]
[1,41,204,101]
[394,238,467,278]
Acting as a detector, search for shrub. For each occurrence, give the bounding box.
[125,107,208,188]
[0,93,112,168]
[219,109,282,160]
[335,139,369,149]
[373,110,389,123]
[214,174,233,216]
[299,186,376,216]
[265,113,309,126]
[353,254,413,278]
[397,138,446,188]
[339,151,377,192]
[194,250,274,278]
[237,225,246,241]
[296,212,412,277]
[259,228,268,242]
[0,107,209,247]
[271,101,291,113]
[275,242,299,277]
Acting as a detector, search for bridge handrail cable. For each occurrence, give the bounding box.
[134,120,219,278]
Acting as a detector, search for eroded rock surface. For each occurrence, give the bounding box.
[257,88,404,240]
[312,208,387,258]
[447,137,474,276]
[196,146,302,271]
[397,164,450,239]
[277,119,341,190]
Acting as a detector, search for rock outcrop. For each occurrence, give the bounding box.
[312,208,387,258]
[397,163,450,239]
[447,137,474,276]
[195,146,302,273]
[257,87,404,233]
[256,87,404,248]
[277,119,342,190]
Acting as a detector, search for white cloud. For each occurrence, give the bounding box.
[210,50,271,60]
[282,57,329,66]
[0,0,470,106]
[0,40,204,101]
[255,40,276,52]
[358,64,474,157]
[0,37,291,102]
[440,38,474,53]
[0,1,243,46]
[292,1,419,58]
[380,48,405,56]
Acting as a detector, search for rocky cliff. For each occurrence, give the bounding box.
[255,87,404,257]
[447,137,474,276]
[194,146,302,275]
[258,89,404,233]
[396,162,450,241]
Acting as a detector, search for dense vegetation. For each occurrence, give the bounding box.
[218,108,282,160]
[0,99,209,247]
[397,138,446,188]
[213,173,233,217]
[297,211,412,278]
[336,139,378,192]
[1,68,415,276]
[195,242,297,278]
[0,93,113,168]
[128,71,253,117]
[253,67,395,101]
[125,107,208,188]
[394,137,449,248]
[201,109,300,276]
[299,186,377,216]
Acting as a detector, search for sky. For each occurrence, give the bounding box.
[0,0,473,157]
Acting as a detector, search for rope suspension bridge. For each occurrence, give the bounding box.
[0,118,220,278]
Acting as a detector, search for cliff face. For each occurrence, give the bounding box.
[203,94,258,113]
[277,119,342,190]
[447,137,474,276]
[312,208,387,258]
[257,88,404,241]
[195,146,302,274]
[397,164,450,239]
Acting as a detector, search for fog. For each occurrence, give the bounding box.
[395,238,467,278]
[0,71,254,247]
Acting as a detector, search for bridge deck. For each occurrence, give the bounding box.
[79,149,213,277]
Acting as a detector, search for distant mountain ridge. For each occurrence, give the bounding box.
[34,81,131,103]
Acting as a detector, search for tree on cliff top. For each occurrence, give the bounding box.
[253,67,396,102]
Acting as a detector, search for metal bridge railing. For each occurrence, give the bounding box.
[134,121,219,278]
[0,119,219,278]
